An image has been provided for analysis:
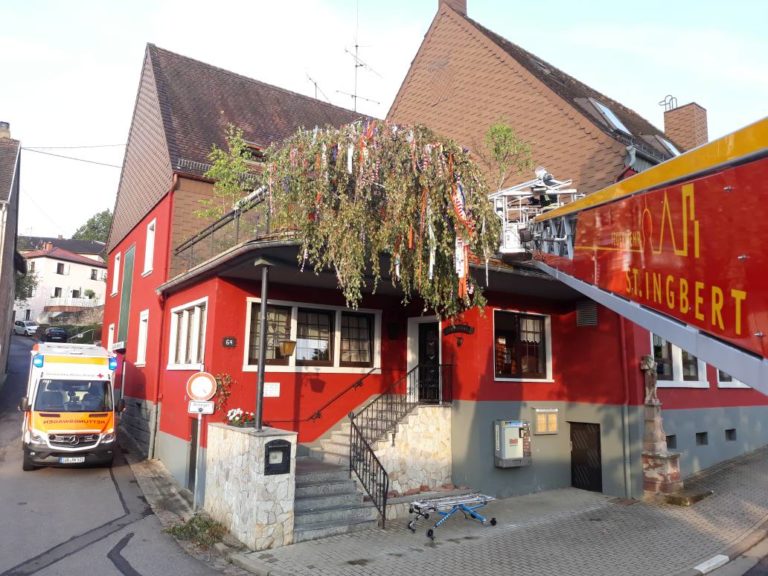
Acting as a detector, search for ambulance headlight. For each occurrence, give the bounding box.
[32,354,44,368]
[108,357,118,371]
[102,431,116,443]
[24,429,47,445]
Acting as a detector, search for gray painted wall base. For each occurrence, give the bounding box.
[119,395,157,458]
[155,430,207,507]
[451,400,645,499]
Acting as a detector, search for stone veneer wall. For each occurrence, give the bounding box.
[205,424,297,551]
[374,405,452,496]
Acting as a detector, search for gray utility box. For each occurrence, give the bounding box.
[494,420,532,468]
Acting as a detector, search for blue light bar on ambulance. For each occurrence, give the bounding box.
[33,354,44,368]
[109,357,118,371]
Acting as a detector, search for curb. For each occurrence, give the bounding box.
[671,513,768,576]
[229,551,293,576]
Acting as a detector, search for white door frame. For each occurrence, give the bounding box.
[406,316,441,399]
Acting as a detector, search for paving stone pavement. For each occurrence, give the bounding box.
[233,447,768,576]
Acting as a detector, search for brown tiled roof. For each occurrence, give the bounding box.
[19,236,105,256]
[463,16,677,161]
[148,44,370,172]
[109,45,370,251]
[23,246,107,268]
[0,138,20,202]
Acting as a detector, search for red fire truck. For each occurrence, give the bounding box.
[520,118,768,393]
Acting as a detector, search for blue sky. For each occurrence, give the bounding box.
[1,0,766,237]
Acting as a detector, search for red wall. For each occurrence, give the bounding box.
[157,277,412,447]
[444,295,644,405]
[103,195,173,406]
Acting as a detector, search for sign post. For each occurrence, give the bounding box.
[186,372,217,510]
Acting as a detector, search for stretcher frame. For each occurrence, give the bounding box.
[407,493,497,539]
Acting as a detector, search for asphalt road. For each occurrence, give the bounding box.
[0,335,218,576]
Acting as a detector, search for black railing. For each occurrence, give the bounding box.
[264,367,380,425]
[174,190,270,273]
[349,417,389,527]
[348,363,452,528]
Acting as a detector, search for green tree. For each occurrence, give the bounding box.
[481,120,533,191]
[15,271,38,305]
[72,209,112,243]
[199,125,256,219]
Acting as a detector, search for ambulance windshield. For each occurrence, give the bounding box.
[34,380,113,412]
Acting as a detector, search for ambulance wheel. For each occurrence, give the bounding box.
[426,529,434,540]
[490,518,497,526]
[22,454,36,471]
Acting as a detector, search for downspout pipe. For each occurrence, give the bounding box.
[619,316,632,498]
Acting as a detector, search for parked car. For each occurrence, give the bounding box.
[13,320,39,337]
[42,327,68,342]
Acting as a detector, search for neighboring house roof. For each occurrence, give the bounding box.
[108,44,370,251]
[18,236,105,257]
[466,17,677,162]
[23,246,107,268]
[0,137,20,202]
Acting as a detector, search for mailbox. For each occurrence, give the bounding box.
[494,420,532,468]
[265,439,291,475]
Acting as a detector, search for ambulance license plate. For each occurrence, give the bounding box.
[60,456,85,464]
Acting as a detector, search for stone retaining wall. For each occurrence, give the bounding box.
[205,424,297,551]
[375,405,452,496]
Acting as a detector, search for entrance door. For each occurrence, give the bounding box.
[570,422,602,492]
[418,322,440,403]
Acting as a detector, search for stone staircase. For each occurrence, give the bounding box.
[293,457,378,542]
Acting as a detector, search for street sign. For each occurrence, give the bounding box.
[186,372,217,401]
[188,400,215,415]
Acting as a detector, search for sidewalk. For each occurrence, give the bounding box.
[128,443,768,576]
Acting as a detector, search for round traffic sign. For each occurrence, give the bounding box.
[186,372,217,402]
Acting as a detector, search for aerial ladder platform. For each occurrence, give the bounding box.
[498,118,768,394]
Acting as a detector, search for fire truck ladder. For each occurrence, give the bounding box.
[517,118,768,395]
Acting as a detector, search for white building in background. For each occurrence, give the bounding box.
[16,244,107,324]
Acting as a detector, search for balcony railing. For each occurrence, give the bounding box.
[44,297,103,309]
[174,189,271,273]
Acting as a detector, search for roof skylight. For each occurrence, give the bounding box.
[591,99,632,136]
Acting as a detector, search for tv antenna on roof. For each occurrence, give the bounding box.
[307,74,331,103]
[337,0,380,112]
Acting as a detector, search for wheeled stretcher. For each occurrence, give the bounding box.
[407,493,496,539]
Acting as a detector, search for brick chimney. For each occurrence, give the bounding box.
[664,103,708,151]
[439,0,466,15]
[0,121,10,139]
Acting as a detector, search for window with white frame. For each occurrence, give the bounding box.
[652,334,708,388]
[244,299,378,371]
[108,323,115,350]
[717,369,749,389]
[494,310,550,380]
[136,310,149,365]
[111,252,121,295]
[248,304,292,366]
[143,219,156,275]
[168,299,207,368]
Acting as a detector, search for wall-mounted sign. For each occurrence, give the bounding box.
[443,324,474,336]
[264,382,280,398]
[222,337,237,348]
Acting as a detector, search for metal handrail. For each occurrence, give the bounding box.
[264,367,380,425]
[349,417,389,528]
[348,363,452,528]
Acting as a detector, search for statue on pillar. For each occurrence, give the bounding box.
[640,354,660,405]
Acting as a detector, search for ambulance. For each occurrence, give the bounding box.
[19,342,124,470]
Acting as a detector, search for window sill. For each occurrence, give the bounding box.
[657,380,709,389]
[494,377,554,383]
[135,362,146,368]
[242,365,380,375]
[141,269,153,278]
[167,363,204,371]
[717,381,750,389]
